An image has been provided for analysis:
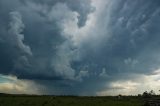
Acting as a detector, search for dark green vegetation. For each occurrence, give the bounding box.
[0,94,144,106]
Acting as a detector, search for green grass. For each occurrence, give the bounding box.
[0,95,144,106]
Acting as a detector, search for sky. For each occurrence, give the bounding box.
[0,0,160,96]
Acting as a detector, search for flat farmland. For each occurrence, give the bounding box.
[0,95,144,106]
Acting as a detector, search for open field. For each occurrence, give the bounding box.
[0,94,144,106]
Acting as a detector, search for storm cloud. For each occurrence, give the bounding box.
[0,0,160,95]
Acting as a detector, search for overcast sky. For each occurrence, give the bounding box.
[0,0,160,96]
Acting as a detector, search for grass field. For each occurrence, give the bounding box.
[0,95,144,106]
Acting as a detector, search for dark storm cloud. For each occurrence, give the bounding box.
[0,0,160,95]
[80,0,160,75]
[20,0,94,27]
[0,0,93,79]
[65,0,160,95]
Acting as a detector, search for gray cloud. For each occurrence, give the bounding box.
[8,11,32,55]
[0,0,160,95]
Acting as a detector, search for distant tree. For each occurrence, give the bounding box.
[142,90,156,98]
[117,94,122,99]
[149,90,155,96]
[142,91,151,98]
